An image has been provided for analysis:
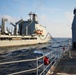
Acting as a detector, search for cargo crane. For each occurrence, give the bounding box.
[0,26,2,35]
[10,19,23,35]
[0,18,8,34]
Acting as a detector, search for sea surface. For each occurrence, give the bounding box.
[0,38,71,75]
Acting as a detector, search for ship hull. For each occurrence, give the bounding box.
[0,35,51,48]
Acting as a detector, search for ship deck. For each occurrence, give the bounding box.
[47,50,76,75]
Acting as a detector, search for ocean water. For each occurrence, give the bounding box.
[0,38,71,75]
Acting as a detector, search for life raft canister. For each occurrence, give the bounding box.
[44,56,50,65]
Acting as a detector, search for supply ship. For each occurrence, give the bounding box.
[0,13,51,48]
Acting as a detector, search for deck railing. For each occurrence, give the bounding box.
[0,45,69,75]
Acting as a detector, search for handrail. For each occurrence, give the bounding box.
[0,39,71,75]
[0,58,36,65]
[39,57,56,75]
[8,68,37,75]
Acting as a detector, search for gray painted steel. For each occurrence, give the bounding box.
[72,8,76,49]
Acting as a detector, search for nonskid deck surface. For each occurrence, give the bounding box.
[53,58,76,75]
[48,51,76,75]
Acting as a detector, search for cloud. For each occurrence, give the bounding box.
[0,15,18,23]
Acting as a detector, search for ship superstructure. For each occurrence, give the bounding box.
[0,13,51,48]
[72,8,76,49]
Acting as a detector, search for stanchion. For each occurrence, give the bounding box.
[36,57,38,75]
[68,39,72,58]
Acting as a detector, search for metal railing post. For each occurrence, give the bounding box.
[68,39,72,58]
[58,49,60,59]
[36,57,38,75]
[43,56,44,75]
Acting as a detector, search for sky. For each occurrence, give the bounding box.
[0,0,76,38]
